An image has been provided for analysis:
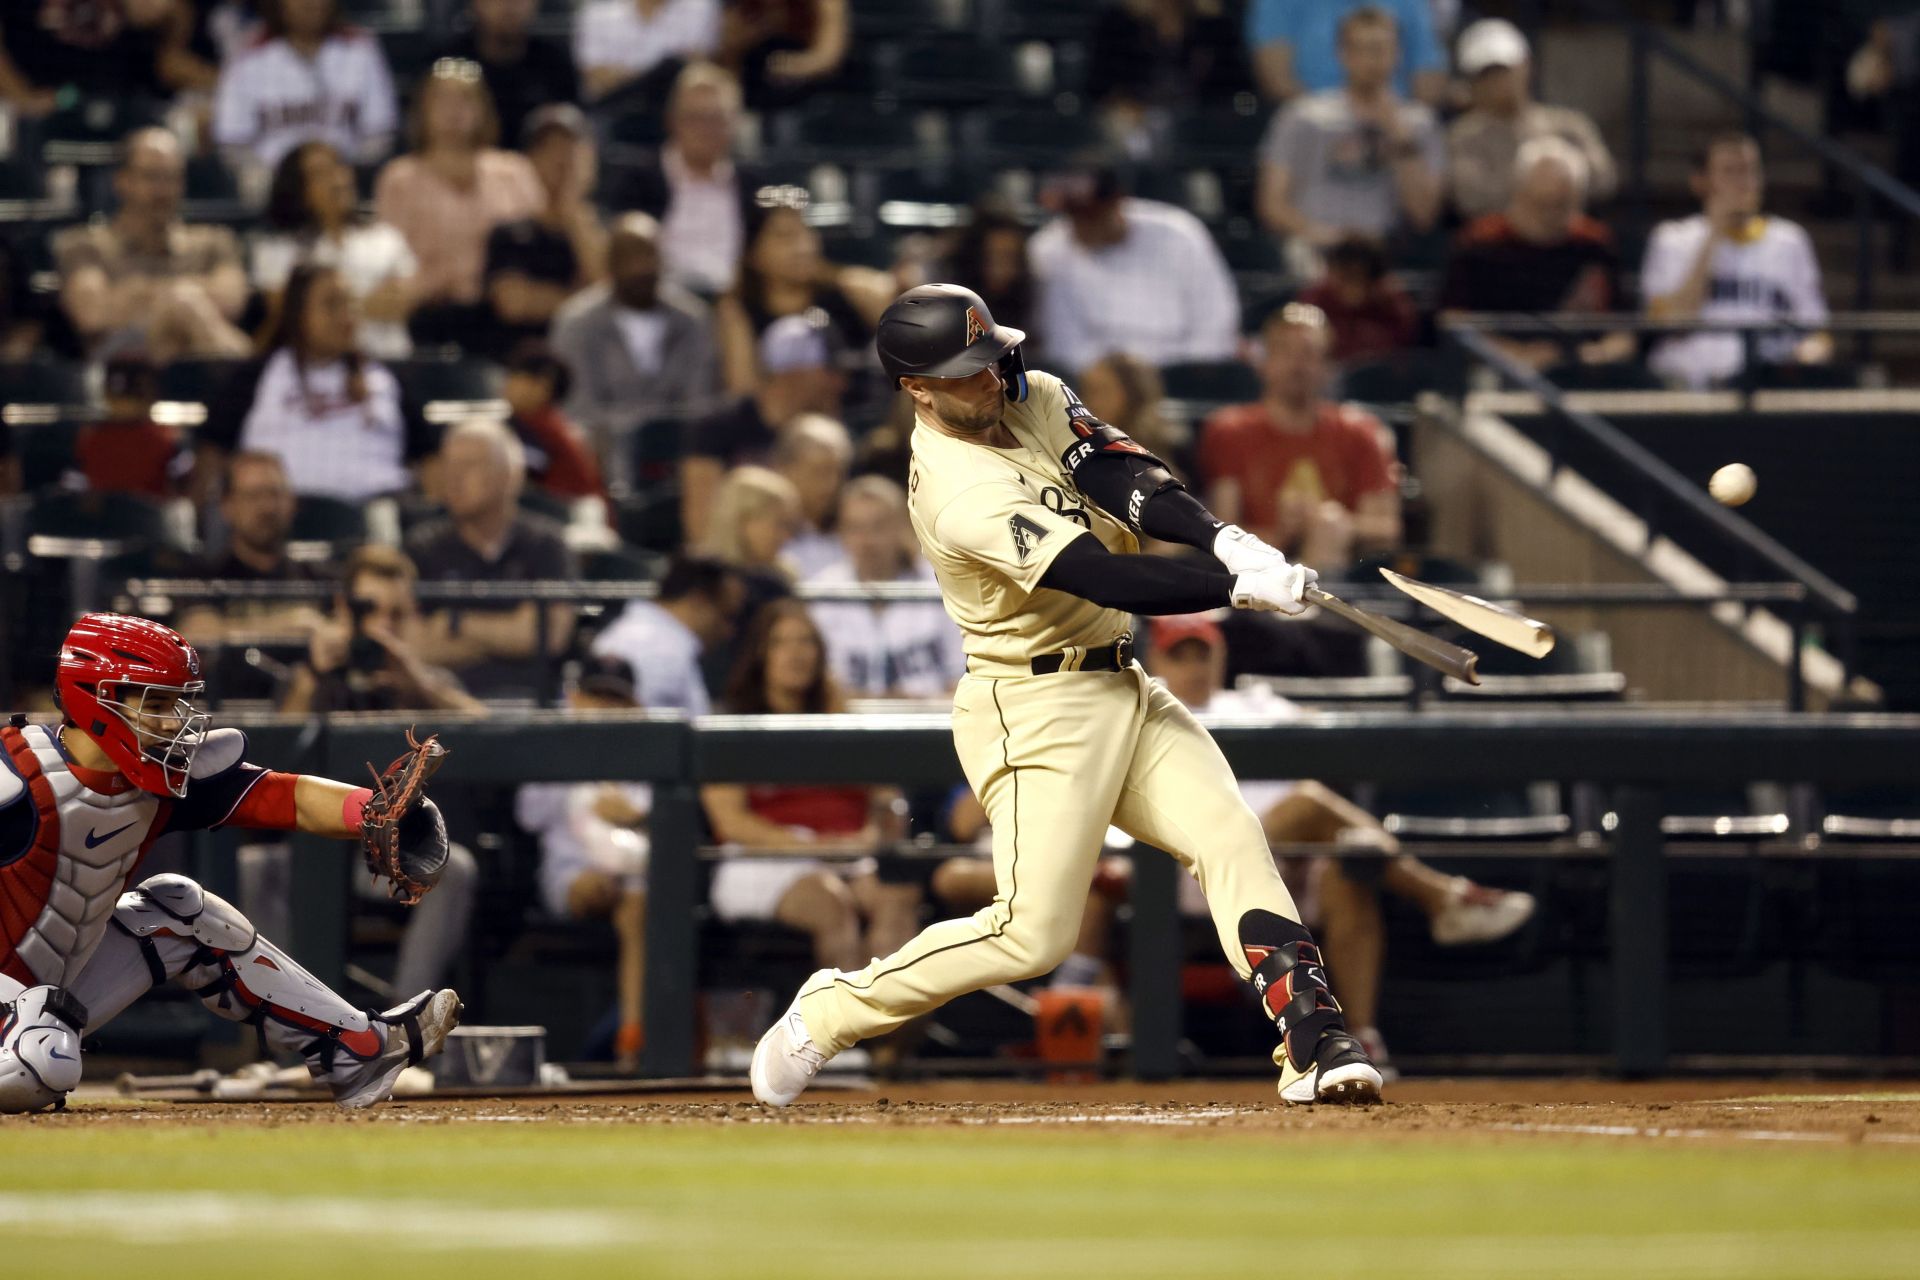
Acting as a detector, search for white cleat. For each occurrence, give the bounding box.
[750,988,831,1107]
[1430,879,1537,947]
[1277,1031,1385,1106]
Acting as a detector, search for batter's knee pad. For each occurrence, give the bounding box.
[1239,909,1347,1072]
[0,985,88,1113]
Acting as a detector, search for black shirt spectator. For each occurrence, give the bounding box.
[483,218,578,356]
[686,396,775,469]
[1088,0,1249,114]
[439,0,581,144]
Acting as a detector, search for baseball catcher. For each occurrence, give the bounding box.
[0,613,461,1113]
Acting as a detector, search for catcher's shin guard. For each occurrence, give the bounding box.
[1240,909,1382,1105]
[0,985,87,1113]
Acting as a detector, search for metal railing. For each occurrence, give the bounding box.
[1440,319,1858,710]
[214,709,1920,1081]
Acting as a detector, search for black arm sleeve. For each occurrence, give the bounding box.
[1037,534,1234,615]
[1056,389,1224,551]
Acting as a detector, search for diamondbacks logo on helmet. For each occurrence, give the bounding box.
[965,306,987,345]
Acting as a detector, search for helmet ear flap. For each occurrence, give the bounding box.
[997,347,1029,403]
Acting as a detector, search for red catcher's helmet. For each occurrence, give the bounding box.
[54,613,211,798]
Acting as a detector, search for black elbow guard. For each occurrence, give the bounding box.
[1058,409,1183,533]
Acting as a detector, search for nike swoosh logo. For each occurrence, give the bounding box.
[48,1047,75,1061]
[84,821,139,848]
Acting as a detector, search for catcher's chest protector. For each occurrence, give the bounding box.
[0,724,159,987]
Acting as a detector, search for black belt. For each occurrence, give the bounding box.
[1029,634,1134,675]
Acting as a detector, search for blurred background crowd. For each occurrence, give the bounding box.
[0,0,1912,1076]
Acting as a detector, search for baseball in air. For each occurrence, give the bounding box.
[1708,463,1757,507]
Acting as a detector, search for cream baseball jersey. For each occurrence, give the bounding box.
[906,371,1139,674]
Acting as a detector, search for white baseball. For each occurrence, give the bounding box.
[1708,463,1757,507]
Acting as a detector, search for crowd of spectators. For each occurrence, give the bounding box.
[0,0,1857,1067]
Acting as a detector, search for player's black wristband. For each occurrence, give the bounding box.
[1038,534,1235,614]
[1138,486,1226,551]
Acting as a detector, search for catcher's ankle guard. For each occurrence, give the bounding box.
[1241,910,1348,1072]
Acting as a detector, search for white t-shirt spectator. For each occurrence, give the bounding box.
[218,350,425,500]
[1029,198,1240,373]
[213,30,398,169]
[1261,91,1444,241]
[806,559,967,698]
[659,148,742,294]
[1640,214,1828,388]
[515,781,652,917]
[575,0,720,89]
[251,224,417,360]
[590,600,712,715]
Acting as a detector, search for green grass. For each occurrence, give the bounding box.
[1,1121,1917,1279]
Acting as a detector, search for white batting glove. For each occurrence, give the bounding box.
[1212,523,1287,576]
[1231,562,1314,616]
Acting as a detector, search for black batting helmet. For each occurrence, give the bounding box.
[875,283,1029,402]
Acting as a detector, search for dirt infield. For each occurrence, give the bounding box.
[42,1077,1920,1145]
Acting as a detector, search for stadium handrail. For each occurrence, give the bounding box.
[1439,322,1857,710]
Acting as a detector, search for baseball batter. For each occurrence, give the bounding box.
[0,613,460,1113]
[751,284,1383,1106]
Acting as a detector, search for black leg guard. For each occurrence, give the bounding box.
[1240,909,1349,1072]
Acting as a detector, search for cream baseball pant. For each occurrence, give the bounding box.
[798,663,1303,1054]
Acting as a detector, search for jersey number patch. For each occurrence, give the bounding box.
[1040,486,1091,528]
[1009,513,1050,563]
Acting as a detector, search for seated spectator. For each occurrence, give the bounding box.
[1440,138,1630,370]
[549,211,720,485]
[700,599,920,977]
[714,192,890,395]
[1246,0,1445,106]
[374,58,544,342]
[212,0,397,174]
[1089,0,1248,145]
[716,0,847,109]
[280,545,483,714]
[1198,303,1401,571]
[576,0,720,103]
[514,655,650,1070]
[0,0,210,115]
[177,450,328,652]
[609,61,756,297]
[200,263,435,500]
[438,0,579,145]
[680,310,844,541]
[1075,351,1190,479]
[406,418,578,700]
[70,353,182,499]
[806,475,964,700]
[1446,18,1616,223]
[481,105,607,359]
[700,463,801,589]
[53,127,252,362]
[591,553,741,714]
[254,141,418,360]
[267,544,480,1001]
[1642,132,1831,389]
[941,198,1036,342]
[1257,7,1443,282]
[502,340,606,502]
[771,412,851,579]
[1294,236,1418,365]
[1149,613,1535,1074]
[1030,165,1241,373]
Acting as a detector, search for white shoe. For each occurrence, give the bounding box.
[1430,879,1537,947]
[1276,1031,1384,1105]
[750,987,832,1107]
[1353,1025,1401,1085]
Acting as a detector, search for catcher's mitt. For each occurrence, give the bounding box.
[361,728,451,905]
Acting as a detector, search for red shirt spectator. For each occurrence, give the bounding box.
[745,785,868,835]
[1293,236,1416,364]
[1200,400,1394,533]
[1199,303,1401,571]
[504,340,607,502]
[73,418,182,499]
[1438,211,1618,314]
